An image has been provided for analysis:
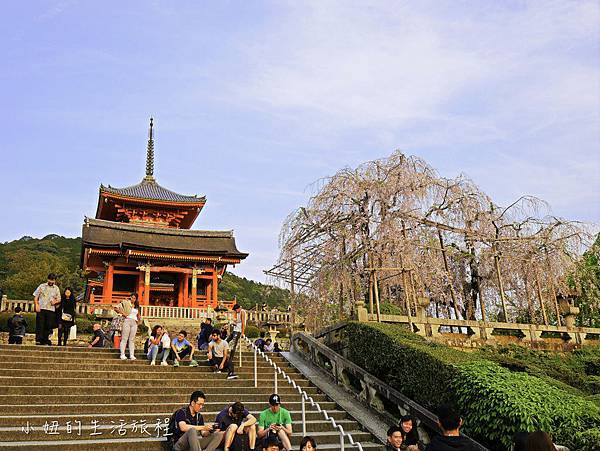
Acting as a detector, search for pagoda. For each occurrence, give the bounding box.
[80,119,248,308]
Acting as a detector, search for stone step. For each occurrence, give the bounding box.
[0,357,289,372]
[0,436,384,450]
[0,426,374,445]
[0,410,350,426]
[0,392,330,404]
[0,384,321,396]
[0,401,340,415]
[0,359,286,371]
[0,346,275,359]
[0,367,301,379]
[0,376,301,387]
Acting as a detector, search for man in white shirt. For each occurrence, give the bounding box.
[33,273,61,346]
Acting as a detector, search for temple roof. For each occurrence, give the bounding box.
[82,218,248,259]
[100,179,206,204]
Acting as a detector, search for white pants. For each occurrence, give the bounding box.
[120,318,138,357]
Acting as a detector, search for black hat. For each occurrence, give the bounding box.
[269,394,281,406]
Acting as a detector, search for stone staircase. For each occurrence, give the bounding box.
[0,342,384,450]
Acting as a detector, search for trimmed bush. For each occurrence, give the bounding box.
[344,322,600,451]
[574,428,600,450]
[245,325,260,338]
[0,312,37,334]
[454,360,600,450]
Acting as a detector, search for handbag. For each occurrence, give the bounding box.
[110,315,125,332]
[61,313,73,322]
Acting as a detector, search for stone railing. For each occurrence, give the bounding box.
[1,296,291,325]
[292,331,488,450]
[355,301,599,349]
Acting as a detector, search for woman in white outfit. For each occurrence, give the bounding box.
[120,295,141,360]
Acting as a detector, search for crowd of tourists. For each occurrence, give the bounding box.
[6,274,568,450]
[6,273,78,346]
[385,404,570,451]
[165,390,317,451]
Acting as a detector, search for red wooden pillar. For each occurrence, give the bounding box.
[183,275,189,307]
[137,272,144,304]
[103,263,114,304]
[177,274,184,307]
[143,267,151,306]
[191,269,198,307]
[212,269,218,308]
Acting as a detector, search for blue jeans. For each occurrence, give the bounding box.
[147,344,168,363]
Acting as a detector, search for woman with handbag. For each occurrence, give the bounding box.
[57,287,76,346]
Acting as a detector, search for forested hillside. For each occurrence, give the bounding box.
[0,235,290,309]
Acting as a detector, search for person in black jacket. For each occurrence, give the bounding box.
[425,405,476,451]
[400,415,420,448]
[57,287,76,346]
[8,306,28,344]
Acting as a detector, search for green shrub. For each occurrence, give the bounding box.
[345,322,474,409]
[454,360,600,450]
[574,428,600,450]
[245,325,259,338]
[343,322,600,451]
[379,302,404,315]
[0,312,37,334]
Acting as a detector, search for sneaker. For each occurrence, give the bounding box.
[129,356,137,361]
[227,373,239,380]
[160,361,169,366]
[189,360,198,368]
[215,369,222,374]
[150,360,156,366]
[173,360,180,367]
[120,354,127,360]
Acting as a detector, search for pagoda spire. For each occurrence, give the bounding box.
[144,117,155,181]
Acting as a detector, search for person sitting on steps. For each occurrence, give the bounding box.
[257,394,292,451]
[168,390,224,451]
[147,324,171,366]
[207,330,230,373]
[171,330,198,367]
[216,401,257,451]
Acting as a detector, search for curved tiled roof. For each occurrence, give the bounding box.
[100,179,205,204]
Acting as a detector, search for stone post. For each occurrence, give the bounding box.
[355,300,369,322]
[563,306,580,330]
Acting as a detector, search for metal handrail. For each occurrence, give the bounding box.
[242,336,365,451]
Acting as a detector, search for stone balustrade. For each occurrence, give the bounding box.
[292,331,488,450]
[0,296,291,325]
[355,301,599,349]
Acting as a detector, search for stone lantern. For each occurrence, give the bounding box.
[558,294,580,329]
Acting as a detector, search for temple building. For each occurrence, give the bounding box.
[80,119,248,308]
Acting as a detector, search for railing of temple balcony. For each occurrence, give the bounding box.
[1,296,292,324]
[292,330,489,451]
[243,335,365,451]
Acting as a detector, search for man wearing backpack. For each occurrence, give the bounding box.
[169,390,223,451]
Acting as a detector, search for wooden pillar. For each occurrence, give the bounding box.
[183,275,189,308]
[177,274,184,307]
[191,268,198,306]
[143,265,151,306]
[103,263,114,304]
[212,269,218,307]
[137,272,144,304]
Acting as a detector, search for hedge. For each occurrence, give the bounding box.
[454,361,599,450]
[0,312,97,335]
[344,322,600,451]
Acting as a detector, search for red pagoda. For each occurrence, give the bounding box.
[81,119,248,308]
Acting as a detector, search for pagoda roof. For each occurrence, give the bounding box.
[99,178,206,205]
[82,218,248,259]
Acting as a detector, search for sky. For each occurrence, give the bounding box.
[0,1,599,282]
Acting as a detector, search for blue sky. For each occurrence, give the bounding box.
[1,1,599,282]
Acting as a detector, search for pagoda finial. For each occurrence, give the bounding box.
[144,117,155,181]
